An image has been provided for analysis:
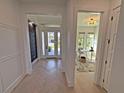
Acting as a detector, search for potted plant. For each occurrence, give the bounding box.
[48,46,51,52]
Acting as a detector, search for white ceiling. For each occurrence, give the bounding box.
[77,12,101,27]
[20,0,67,5]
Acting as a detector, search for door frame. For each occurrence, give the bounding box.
[41,30,62,59]
[74,10,107,87]
[22,11,65,75]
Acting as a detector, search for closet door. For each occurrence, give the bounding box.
[103,7,120,91]
[0,76,2,93]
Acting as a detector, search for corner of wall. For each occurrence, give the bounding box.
[65,71,74,87]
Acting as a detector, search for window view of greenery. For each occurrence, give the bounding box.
[78,32,96,62]
[86,33,95,50]
[48,32,61,56]
[86,33,96,62]
[48,32,55,56]
[78,33,85,49]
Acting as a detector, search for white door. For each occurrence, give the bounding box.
[102,7,120,91]
[41,31,61,58]
[0,75,2,93]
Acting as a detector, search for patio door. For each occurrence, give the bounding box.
[41,31,61,58]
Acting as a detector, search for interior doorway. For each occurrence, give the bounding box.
[27,14,62,60]
[75,11,101,86]
[41,31,61,58]
[28,20,38,63]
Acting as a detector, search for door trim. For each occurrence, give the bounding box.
[74,10,106,87]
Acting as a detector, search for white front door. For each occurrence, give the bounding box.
[0,75,2,93]
[41,31,61,58]
[102,7,120,91]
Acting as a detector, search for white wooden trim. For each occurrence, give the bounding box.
[3,73,27,93]
[23,16,32,75]
[94,12,107,86]
[32,58,39,65]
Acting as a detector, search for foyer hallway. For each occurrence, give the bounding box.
[11,59,105,93]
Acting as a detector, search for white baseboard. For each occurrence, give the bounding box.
[32,58,39,65]
[67,81,74,87]
[61,68,65,73]
[65,72,74,87]
[4,73,27,93]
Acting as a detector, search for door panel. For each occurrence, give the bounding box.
[103,7,120,91]
[0,76,2,93]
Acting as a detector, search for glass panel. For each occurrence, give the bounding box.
[86,33,95,62]
[58,32,61,55]
[48,32,55,56]
[42,32,45,55]
[78,32,85,50]
[86,33,95,50]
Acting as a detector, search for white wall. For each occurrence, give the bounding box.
[77,0,109,11]
[21,2,65,15]
[0,0,25,93]
[110,0,121,9]
[65,0,77,87]
[65,0,110,87]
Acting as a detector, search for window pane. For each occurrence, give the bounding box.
[42,32,45,55]
[48,32,55,56]
[78,33,85,50]
[58,32,61,55]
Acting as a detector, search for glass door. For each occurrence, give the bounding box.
[86,33,95,62]
[41,31,61,58]
[78,32,85,49]
[47,32,55,56]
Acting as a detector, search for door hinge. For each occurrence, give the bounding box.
[103,79,105,83]
[111,16,114,21]
[108,39,110,44]
[105,60,107,64]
